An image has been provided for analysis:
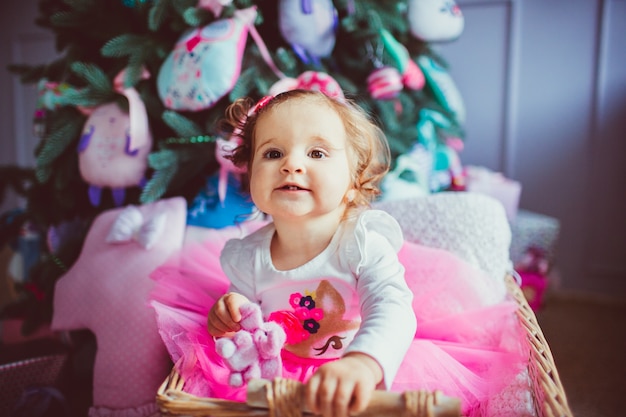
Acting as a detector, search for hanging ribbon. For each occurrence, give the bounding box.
[215,7,290,205]
[113,67,151,154]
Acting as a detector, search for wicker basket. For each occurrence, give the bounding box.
[156,276,573,417]
[505,275,572,417]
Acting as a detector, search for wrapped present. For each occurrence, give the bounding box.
[510,210,560,266]
[514,246,551,311]
[518,271,548,311]
[511,213,560,310]
[464,165,522,222]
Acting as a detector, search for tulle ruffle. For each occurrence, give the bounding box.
[149,229,527,416]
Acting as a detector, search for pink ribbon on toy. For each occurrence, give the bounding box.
[114,67,151,153]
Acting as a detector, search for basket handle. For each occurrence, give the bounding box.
[246,378,461,417]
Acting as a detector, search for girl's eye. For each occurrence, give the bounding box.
[309,149,327,159]
[263,149,282,159]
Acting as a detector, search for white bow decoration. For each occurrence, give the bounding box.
[106,205,167,250]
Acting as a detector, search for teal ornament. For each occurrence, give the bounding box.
[417,55,466,123]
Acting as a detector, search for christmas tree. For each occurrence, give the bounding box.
[2,0,466,332]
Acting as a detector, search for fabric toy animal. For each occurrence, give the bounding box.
[215,302,286,387]
[157,7,258,111]
[278,0,338,65]
[77,68,152,207]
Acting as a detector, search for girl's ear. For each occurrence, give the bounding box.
[345,189,356,203]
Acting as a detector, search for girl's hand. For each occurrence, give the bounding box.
[305,353,382,417]
[207,292,250,337]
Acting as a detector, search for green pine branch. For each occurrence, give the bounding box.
[35,110,84,183]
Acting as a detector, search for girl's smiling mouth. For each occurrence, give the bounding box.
[279,183,309,191]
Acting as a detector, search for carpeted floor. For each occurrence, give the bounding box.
[536,291,626,417]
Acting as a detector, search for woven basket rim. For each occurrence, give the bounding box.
[0,353,68,371]
[505,275,573,417]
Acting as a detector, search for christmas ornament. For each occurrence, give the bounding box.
[407,0,464,42]
[381,143,433,200]
[157,7,258,111]
[77,69,152,207]
[418,55,466,123]
[367,67,404,100]
[34,79,87,138]
[269,71,344,100]
[379,29,425,90]
[278,0,338,64]
[416,108,463,192]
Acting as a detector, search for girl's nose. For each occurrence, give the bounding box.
[281,154,305,174]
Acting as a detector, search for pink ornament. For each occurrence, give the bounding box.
[445,136,465,152]
[269,71,344,100]
[268,77,300,96]
[367,67,403,100]
[295,71,344,99]
[402,59,426,90]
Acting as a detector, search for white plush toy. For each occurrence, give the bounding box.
[408,0,464,42]
[215,302,286,387]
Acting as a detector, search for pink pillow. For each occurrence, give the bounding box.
[51,197,187,416]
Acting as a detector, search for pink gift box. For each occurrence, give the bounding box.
[464,166,522,222]
[519,271,548,311]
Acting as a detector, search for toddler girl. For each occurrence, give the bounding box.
[151,90,526,417]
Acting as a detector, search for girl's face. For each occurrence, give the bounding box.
[249,98,353,223]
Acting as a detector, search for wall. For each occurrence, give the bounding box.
[1,0,57,211]
[1,0,625,296]
[438,0,625,296]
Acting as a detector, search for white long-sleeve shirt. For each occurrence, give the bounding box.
[220,209,417,388]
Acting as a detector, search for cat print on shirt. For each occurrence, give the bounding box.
[268,280,361,360]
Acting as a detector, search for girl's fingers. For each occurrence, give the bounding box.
[207,296,242,336]
[332,382,354,417]
[305,375,321,414]
[348,381,371,416]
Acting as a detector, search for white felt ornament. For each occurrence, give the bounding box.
[408,0,464,42]
[77,80,152,207]
[278,0,337,64]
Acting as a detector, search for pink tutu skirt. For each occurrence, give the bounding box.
[149,227,527,416]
